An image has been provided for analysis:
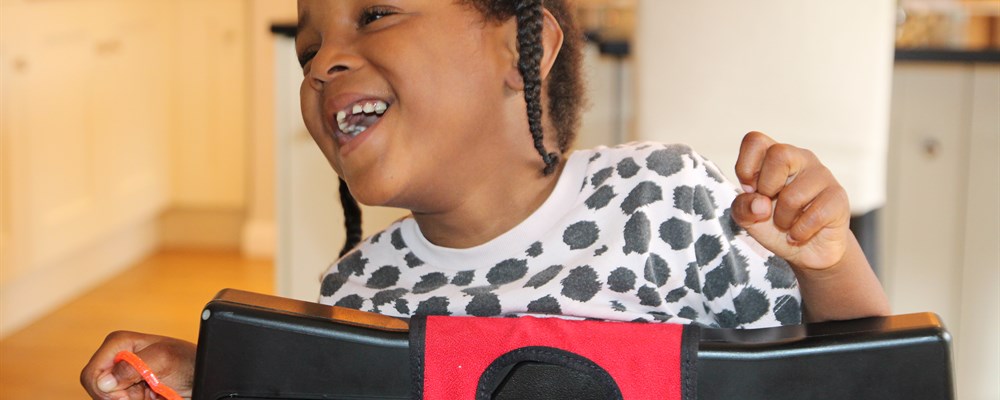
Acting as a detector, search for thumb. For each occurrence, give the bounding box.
[731,192,772,228]
[96,358,144,393]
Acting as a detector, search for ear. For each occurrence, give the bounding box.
[538,8,565,81]
[504,8,566,91]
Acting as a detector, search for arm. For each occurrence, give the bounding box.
[731,131,890,322]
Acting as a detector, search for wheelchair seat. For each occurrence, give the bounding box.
[192,289,953,400]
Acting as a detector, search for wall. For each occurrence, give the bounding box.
[633,0,896,214]
[242,0,299,259]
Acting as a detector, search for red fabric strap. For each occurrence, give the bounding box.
[417,315,691,400]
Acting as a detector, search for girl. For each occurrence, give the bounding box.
[82,1,889,398]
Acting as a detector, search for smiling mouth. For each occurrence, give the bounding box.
[336,100,389,137]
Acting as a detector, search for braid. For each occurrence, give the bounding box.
[338,178,363,257]
[515,0,559,176]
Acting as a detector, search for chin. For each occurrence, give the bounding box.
[342,176,402,208]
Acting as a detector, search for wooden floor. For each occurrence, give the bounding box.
[0,250,273,399]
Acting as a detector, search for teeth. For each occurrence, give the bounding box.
[336,100,390,137]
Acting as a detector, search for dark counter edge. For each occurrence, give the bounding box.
[896,49,1000,63]
[273,24,296,38]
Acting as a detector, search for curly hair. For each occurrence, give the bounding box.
[338,0,585,256]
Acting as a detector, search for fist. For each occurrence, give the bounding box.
[80,331,196,400]
[731,131,851,270]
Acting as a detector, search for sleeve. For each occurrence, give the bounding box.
[680,148,803,328]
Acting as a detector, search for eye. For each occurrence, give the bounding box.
[358,6,397,28]
[297,49,318,68]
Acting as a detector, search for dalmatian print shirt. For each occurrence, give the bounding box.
[320,142,802,328]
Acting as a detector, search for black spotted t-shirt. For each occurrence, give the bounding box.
[319,142,802,328]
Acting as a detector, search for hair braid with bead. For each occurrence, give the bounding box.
[515,0,559,175]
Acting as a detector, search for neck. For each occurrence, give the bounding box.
[411,155,566,249]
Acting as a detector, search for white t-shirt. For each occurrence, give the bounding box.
[319,142,802,328]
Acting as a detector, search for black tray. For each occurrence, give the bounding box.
[193,289,953,400]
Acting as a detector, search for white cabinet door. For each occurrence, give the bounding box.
[169,0,248,209]
[7,6,101,273]
[886,62,1000,400]
[956,64,999,400]
[89,3,171,239]
[0,0,173,336]
[885,63,971,329]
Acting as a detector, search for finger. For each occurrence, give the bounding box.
[756,144,809,197]
[124,383,148,400]
[731,192,773,227]
[82,331,145,399]
[734,131,778,192]
[771,167,832,231]
[98,356,146,394]
[787,186,850,244]
[128,339,198,399]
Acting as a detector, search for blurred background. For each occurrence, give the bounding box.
[1,0,997,398]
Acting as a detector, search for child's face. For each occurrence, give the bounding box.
[297,0,522,209]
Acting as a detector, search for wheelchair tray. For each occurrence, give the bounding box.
[193,289,953,400]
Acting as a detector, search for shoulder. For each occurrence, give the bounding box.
[571,142,732,192]
[576,141,697,166]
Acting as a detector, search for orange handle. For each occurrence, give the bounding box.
[113,351,184,400]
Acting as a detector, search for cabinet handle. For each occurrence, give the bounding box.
[922,137,941,158]
[96,40,122,55]
[13,58,28,72]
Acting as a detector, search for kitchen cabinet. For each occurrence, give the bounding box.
[0,0,249,337]
[885,61,999,400]
[1,1,172,279]
[0,0,174,337]
[169,0,247,209]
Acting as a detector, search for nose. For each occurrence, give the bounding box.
[308,41,363,90]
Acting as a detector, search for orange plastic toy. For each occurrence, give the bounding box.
[113,351,184,400]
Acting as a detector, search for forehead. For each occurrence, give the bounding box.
[296,0,335,26]
[296,0,353,39]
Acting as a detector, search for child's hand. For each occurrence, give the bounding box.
[80,331,195,400]
[730,131,850,271]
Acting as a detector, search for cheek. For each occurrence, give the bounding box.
[393,54,504,139]
[386,23,506,121]
[300,81,343,174]
[299,80,320,130]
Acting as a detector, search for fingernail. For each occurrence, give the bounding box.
[786,234,799,245]
[741,184,755,194]
[97,373,118,392]
[751,196,768,215]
